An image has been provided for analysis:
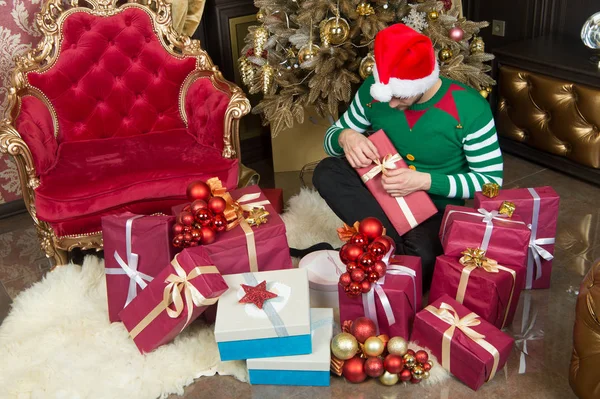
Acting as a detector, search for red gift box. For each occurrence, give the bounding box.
[101,212,175,322]
[338,255,422,340]
[119,248,228,353]
[355,130,438,236]
[439,205,531,268]
[474,186,559,289]
[429,254,525,329]
[411,294,514,391]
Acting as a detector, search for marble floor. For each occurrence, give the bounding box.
[0,153,598,398]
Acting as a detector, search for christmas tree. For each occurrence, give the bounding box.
[239,0,494,135]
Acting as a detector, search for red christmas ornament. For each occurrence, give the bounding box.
[339,272,352,286]
[339,244,350,264]
[200,226,216,244]
[191,229,202,241]
[351,317,377,343]
[373,235,395,253]
[195,209,213,227]
[346,262,358,273]
[411,377,421,384]
[238,280,278,309]
[173,223,184,235]
[449,26,465,41]
[358,253,376,270]
[182,240,191,248]
[186,180,211,202]
[211,214,227,232]
[180,211,195,226]
[351,268,365,282]
[350,233,368,247]
[407,349,416,357]
[423,362,432,371]
[190,199,208,214]
[372,261,387,278]
[183,225,192,233]
[342,356,367,383]
[208,196,227,214]
[360,280,372,293]
[441,0,452,10]
[415,350,429,364]
[349,282,362,297]
[364,357,385,378]
[368,242,387,259]
[368,271,380,283]
[183,233,193,243]
[358,217,384,241]
[345,244,364,262]
[189,241,198,247]
[172,237,183,247]
[399,368,412,382]
[383,354,404,374]
[182,204,192,213]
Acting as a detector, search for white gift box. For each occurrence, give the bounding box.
[247,308,333,386]
[298,250,343,308]
[214,268,311,361]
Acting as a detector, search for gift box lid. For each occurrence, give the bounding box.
[214,268,311,342]
[247,308,333,371]
[298,250,344,292]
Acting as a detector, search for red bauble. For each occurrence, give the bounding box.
[183,204,191,213]
[368,271,380,283]
[191,229,202,241]
[186,180,211,202]
[208,196,227,215]
[360,280,372,293]
[182,240,191,248]
[173,223,184,235]
[350,233,368,247]
[415,350,429,364]
[175,233,184,241]
[351,317,377,344]
[372,261,387,278]
[183,233,193,243]
[383,354,404,374]
[339,244,350,264]
[358,253,376,270]
[200,226,216,244]
[368,242,387,259]
[342,356,367,383]
[183,225,192,233]
[211,214,227,232]
[410,377,421,384]
[339,272,352,287]
[364,357,385,378]
[449,26,465,41]
[180,211,195,226]
[359,217,384,241]
[407,349,416,357]
[195,209,214,227]
[345,244,364,262]
[423,362,432,371]
[346,262,358,273]
[190,200,208,214]
[349,282,362,297]
[189,241,198,247]
[172,237,183,248]
[351,268,365,282]
[373,235,395,253]
[399,368,412,382]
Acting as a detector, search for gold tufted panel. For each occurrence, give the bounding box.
[496,65,600,169]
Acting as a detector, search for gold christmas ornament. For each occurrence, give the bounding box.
[412,365,425,380]
[403,353,416,369]
[356,2,375,16]
[379,371,399,386]
[363,336,385,357]
[499,201,516,217]
[298,43,320,63]
[486,86,493,93]
[439,48,453,62]
[482,182,500,198]
[479,89,489,98]
[428,10,439,20]
[386,336,408,356]
[239,56,254,87]
[359,54,376,80]
[423,370,431,379]
[254,25,269,57]
[256,9,265,22]
[470,36,485,54]
[324,17,350,45]
[331,332,359,360]
[282,49,300,70]
[246,206,270,226]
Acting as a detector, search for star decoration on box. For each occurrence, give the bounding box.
[245,207,270,227]
[239,280,278,309]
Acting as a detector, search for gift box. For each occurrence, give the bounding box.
[119,248,228,354]
[338,255,422,340]
[411,294,514,391]
[262,188,284,214]
[214,268,312,361]
[247,308,333,386]
[101,212,175,322]
[298,250,344,308]
[474,186,559,289]
[440,205,531,268]
[355,130,438,236]
[429,253,525,329]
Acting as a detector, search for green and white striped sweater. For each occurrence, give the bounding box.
[324,76,504,210]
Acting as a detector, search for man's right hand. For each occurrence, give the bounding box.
[338,129,380,168]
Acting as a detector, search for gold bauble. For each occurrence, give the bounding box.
[298,43,320,64]
[359,54,375,80]
[256,9,265,22]
[479,89,489,98]
[363,336,385,357]
[356,2,375,16]
[253,25,269,57]
[379,371,399,386]
[412,365,425,380]
[238,56,254,87]
[486,86,493,93]
[439,48,453,62]
[423,370,430,379]
[331,332,359,360]
[324,17,350,45]
[428,10,439,20]
[387,336,408,356]
[470,36,485,54]
[403,353,416,369]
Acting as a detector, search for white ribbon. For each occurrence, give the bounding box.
[396,197,418,229]
[514,295,544,373]
[526,188,555,289]
[105,215,154,308]
[236,193,271,211]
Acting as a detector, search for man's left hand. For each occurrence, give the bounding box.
[381,168,431,197]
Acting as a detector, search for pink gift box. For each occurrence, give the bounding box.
[440,205,531,268]
[411,294,514,391]
[101,212,175,322]
[354,130,438,236]
[119,248,228,354]
[338,255,422,340]
[429,255,525,329]
[474,186,559,289]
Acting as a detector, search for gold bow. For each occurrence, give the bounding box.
[246,207,270,227]
[360,153,402,183]
[426,302,500,382]
[459,248,499,273]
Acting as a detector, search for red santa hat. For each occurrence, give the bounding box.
[370,24,440,102]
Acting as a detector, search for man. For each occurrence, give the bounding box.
[313,24,503,289]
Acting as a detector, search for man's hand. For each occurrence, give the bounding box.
[338,129,380,168]
[381,168,431,197]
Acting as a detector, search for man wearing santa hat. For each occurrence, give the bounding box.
[313,23,503,289]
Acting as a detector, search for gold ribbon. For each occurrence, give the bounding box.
[128,254,220,339]
[360,153,402,183]
[425,302,500,382]
[456,248,517,329]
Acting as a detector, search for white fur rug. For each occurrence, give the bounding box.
[0,188,446,398]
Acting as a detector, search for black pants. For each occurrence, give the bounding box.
[312,157,443,291]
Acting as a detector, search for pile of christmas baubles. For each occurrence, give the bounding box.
[172,180,229,248]
[331,317,434,385]
[338,217,395,297]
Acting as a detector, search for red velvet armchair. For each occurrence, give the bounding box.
[0,0,253,265]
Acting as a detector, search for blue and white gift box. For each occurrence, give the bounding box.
[214,268,312,361]
[247,308,333,386]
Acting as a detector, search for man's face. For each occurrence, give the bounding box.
[388,94,423,111]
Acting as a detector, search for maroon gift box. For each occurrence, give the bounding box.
[429,255,525,329]
[101,212,175,322]
[354,130,438,236]
[411,294,514,391]
[440,205,531,268]
[338,255,421,340]
[474,186,559,289]
[119,248,228,354]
